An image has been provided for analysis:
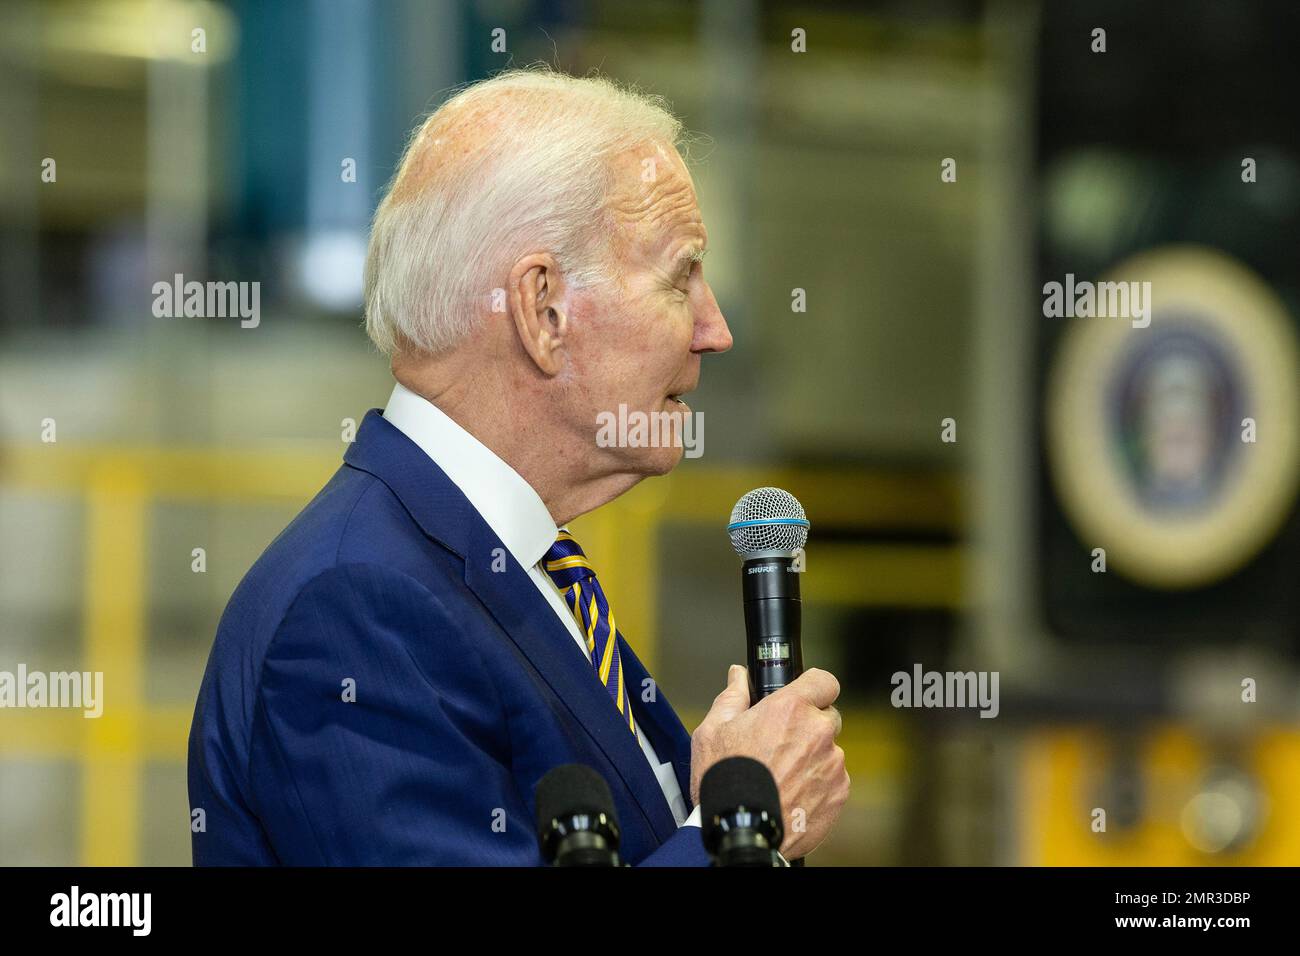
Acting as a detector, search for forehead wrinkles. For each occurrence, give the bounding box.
[608,153,701,263]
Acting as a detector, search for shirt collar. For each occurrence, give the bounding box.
[382,381,559,568]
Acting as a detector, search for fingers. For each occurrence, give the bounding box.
[824,704,842,737]
[783,668,841,710]
[727,663,748,691]
[706,664,752,723]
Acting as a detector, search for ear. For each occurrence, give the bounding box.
[508,252,568,376]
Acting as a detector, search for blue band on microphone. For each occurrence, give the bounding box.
[726,517,811,532]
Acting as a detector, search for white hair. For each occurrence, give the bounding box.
[364,67,687,356]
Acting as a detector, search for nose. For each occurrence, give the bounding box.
[691,281,733,354]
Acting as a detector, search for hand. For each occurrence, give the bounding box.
[690,665,850,860]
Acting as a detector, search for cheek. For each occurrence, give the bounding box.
[663,302,697,369]
[586,289,692,398]
[639,294,694,355]
[621,324,685,397]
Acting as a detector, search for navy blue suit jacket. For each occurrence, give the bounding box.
[187,409,709,865]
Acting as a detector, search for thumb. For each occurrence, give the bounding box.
[710,664,752,722]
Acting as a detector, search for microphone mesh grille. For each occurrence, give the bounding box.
[727,487,809,556]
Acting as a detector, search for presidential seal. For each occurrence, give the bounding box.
[1045,246,1300,589]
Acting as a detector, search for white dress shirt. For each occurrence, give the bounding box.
[383,382,700,828]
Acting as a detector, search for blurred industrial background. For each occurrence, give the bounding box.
[1,0,1298,865]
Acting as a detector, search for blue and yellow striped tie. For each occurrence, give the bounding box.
[543,531,637,739]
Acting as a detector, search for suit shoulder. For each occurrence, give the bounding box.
[200,461,466,700]
[195,468,415,731]
[224,465,387,630]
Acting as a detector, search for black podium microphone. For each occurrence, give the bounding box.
[535,764,623,867]
[726,487,810,705]
[700,756,785,867]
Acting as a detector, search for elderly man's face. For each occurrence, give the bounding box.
[565,141,732,476]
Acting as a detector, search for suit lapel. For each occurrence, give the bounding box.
[345,410,680,843]
[463,551,679,841]
[618,636,696,812]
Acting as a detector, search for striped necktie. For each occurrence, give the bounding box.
[542,531,637,739]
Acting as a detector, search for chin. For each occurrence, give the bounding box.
[637,444,685,478]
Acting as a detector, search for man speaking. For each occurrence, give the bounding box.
[188,67,849,865]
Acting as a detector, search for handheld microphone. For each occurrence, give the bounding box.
[535,764,623,867]
[700,756,786,867]
[727,487,809,705]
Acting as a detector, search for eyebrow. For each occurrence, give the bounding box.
[671,246,708,273]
